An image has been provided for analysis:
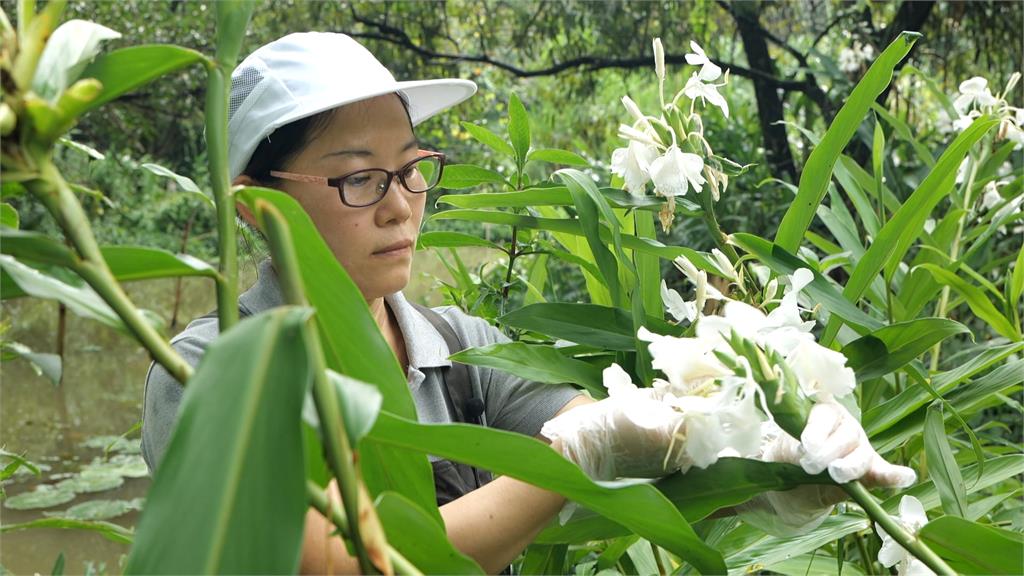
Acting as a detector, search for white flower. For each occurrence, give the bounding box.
[981,181,1002,210]
[955,158,970,184]
[653,37,666,81]
[661,280,697,323]
[637,327,732,395]
[621,95,647,126]
[649,145,706,198]
[683,73,730,117]
[785,339,856,401]
[710,248,738,282]
[838,42,874,74]
[684,41,722,82]
[954,76,998,113]
[876,496,935,576]
[952,109,980,132]
[611,140,658,196]
[673,254,725,301]
[923,218,936,234]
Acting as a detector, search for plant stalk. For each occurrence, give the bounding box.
[306,481,421,576]
[33,160,192,383]
[259,201,377,574]
[204,62,239,332]
[843,482,955,575]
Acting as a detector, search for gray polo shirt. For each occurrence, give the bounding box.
[141,259,582,472]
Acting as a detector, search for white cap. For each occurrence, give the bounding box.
[227,32,477,179]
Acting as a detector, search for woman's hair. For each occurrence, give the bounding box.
[240,91,414,184]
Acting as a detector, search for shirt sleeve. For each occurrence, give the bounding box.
[140,334,209,474]
[437,307,584,438]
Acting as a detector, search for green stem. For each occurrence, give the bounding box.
[259,202,376,574]
[929,148,986,371]
[650,541,667,576]
[306,481,422,576]
[34,160,192,384]
[204,62,239,332]
[843,482,955,576]
[852,530,874,575]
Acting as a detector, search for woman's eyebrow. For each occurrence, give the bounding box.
[320,138,418,160]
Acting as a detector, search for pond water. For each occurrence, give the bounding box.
[1,249,489,574]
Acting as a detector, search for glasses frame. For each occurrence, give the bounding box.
[269,149,446,208]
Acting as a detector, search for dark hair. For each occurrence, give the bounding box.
[241,92,414,184]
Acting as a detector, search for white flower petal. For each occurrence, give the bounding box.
[786,339,856,400]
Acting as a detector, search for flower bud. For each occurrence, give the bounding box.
[621,95,646,125]
[0,102,16,136]
[653,37,666,81]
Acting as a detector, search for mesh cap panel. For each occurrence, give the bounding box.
[229,64,265,122]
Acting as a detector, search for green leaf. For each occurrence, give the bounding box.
[730,233,881,333]
[0,517,133,545]
[417,231,503,250]
[140,162,214,208]
[3,484,76,510]
[0,449,41,481]
[888,455,1024,515]
[375,491,483,574]
[520,544,568,575]
[1,203,19,229]
[507,93,531,168]
[126,307,312,574]
[436,186,672,212]
[499,303,637,350]
[79,45,207,114]
[527,148,589,167]
[0,229,75,266]
[924,402,968,517]
[451,342,606,398]
[0,254,122,329]
[326,370,382,445]
[919,517,1024,575]
[438,164,508,189]
[100,246,220,282]
[871,103,934,167]
[919,263,1020,340]
[45,498,144,521]
[1011,245,1024,307]
[460,121,515,158]
[841,318,971,381]
[558,169,623,305]
[33,19,121,102]
[236,187,437,518]
[823,116,1000,344]
[775,32,920,252]
[368,411,727,574]
[2,340,61,385]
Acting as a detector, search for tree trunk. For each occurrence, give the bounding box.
[731,1,798,181]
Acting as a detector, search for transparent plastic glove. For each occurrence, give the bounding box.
[541,366,689,481]
[799,400,916,487]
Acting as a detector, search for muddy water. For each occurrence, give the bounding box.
[1,249,491,574]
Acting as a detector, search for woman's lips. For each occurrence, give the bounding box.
[373,240,413,257]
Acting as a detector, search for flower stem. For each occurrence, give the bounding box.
[843,482,955,575]
[306,481,422,576]
[204,62,239,333]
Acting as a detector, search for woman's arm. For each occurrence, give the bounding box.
[300,394,595,575]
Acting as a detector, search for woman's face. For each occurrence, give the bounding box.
[276,94,426,301]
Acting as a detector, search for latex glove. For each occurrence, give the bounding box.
[541,377,688,481]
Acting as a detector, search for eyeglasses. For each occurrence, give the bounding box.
[270,150,446,208]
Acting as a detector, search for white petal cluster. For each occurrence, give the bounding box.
[649,146,706,198]
[660,254,725,323]
[611,140,658,196]
[876,496,936,576]
[953,76,998,113]
[683,72,730,118]
[838,42,875,74]
[684,41,722,82]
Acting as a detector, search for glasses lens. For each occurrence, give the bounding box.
[402,156,442,192]
[342,170,389,206]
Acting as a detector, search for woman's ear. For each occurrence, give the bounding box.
[233,175,258,227]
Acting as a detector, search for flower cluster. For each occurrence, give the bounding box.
[877,496,936,576]
[610,39,745,231]
[938,73,1024,149]
[599,265,860,473]
[837,41,875,74]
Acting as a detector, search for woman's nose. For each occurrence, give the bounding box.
[375,174,413,225]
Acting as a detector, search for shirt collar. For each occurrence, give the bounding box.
[240,259,451,371]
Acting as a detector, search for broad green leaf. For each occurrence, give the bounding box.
[1011,246,1024,307]
[438,164,508,189]
[33,19,121,102]
[417,231,503,251]
[2,340,61,385]
[508,93,531,168]
[368,412,727,574]
[126,308,311,574]
[500,303,676,351]
[871,103,934,167]
[0,229,75,266]
[460,121,515,158]
[524,252,549,306]
[823,116,1000,344]
[100,246,220,282]
[865,342,1024,437]
[730,233,881,333]
[451,342,605,398]
[919,517,1024,575]
[236,187,437,517]
[79,45,208,114]
[886,455,1024,514]
[0,254,121,329]
[58,136,106,160]
[764,553,866,576]
[140,162,214,208]
[924,403,968,517]
[0,449,41,481]
[723,515,869,572]
[920,263,1020,340]
[558,169,623,305]
[775,32,920,251]
[1,203,19,229]
[520,544,568,575]
[436,186,673,212]
[0,517,132,545]
[841,318,971,381]
[528,148,589,166]
[326,370,382,445]
[375,491,483,574]
[634,211,661,321]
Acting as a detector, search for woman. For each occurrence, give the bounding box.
[143,32,911,574]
